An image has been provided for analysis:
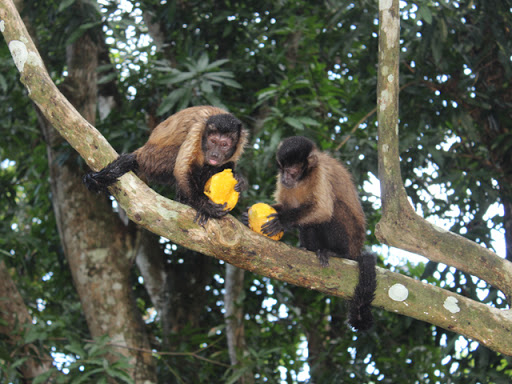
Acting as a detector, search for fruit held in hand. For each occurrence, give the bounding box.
[248,203,283,241]
[204,169,239,211]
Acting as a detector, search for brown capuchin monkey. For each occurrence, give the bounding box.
[261,136,376,331]
[83,106,248,225]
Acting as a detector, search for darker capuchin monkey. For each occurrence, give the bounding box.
[83,106,248,225]
[262,136,376,331]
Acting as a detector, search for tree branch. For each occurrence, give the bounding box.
[2,0,512,356]
[375,0,512,303]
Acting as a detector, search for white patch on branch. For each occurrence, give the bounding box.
[379,0,393,10]
[379,89,390,112]
[7,40,43,73]
[387,74,394,83]
[8,40,28,72]
[0,20,5,33]
[443,296,460,314]
[27,51,43,68]
[388,283,408,302]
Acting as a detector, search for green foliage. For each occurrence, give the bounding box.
[155,53,242,114]
[2,0,512,383]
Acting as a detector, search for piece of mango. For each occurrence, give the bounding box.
[248,203,283,241]
[204,169,239,211]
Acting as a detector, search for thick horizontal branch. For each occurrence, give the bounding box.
[2,0,512,356]
[112,174,512,355]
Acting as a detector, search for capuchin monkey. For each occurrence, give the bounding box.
[262,136,376,331]
[83,106,248,225]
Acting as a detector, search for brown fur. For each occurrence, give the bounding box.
[134,105,248,195]
[274,149,366,260]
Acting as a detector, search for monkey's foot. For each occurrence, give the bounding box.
[315,250,331,267]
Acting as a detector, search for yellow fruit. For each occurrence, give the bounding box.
[204,169,239,211]
[248,203,283,241]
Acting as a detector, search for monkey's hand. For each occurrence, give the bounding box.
[194,201,229,226]
[261,213,284,237]
[83,172,111,194]
[234,174,248,193]
[240,211,249,226]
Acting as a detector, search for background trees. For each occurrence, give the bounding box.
[1,0,511,383]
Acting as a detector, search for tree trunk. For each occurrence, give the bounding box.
[40,31,157,382]
[0,262,53,382]
[224,264,253,383]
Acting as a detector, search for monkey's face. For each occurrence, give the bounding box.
[203,131,237,166]
[279,163,303,189]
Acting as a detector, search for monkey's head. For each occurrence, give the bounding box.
[276,136,318,189]
[202,113,245,166]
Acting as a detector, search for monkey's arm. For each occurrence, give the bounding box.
[83,153,138,193]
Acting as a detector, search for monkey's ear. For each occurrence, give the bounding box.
[307,153,318,168]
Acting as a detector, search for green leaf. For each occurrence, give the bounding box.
[97,72,118,85]
[58,0,76,12]
[296,116,321,126]
[207,58,230,69]
[166,71,196,86]
[217,78,242,89]
[65,21,102,46]
[175,88,192,111]
[284,117,305,130]
[157,88,187,116]
[418,6,433,24]
[200,80,214,94]
[196,53,210,72]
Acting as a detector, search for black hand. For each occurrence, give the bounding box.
[241,211,249,226]
[234,174,247,193]
[194,201,228,226]
[261,214,284,237]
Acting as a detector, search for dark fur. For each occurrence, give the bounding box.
[83,106,248,224]
[263,136,376,331]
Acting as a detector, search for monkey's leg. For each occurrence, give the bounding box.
[298,225,332,267]
[83,153,138,193]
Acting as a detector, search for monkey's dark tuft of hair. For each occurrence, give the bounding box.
[348,251,377,331]
[83,153,138,193]
[207,114,242,134]
[277,136,315,166]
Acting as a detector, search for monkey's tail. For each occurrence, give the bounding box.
[83,153,138,193]
[349,251,377,331]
